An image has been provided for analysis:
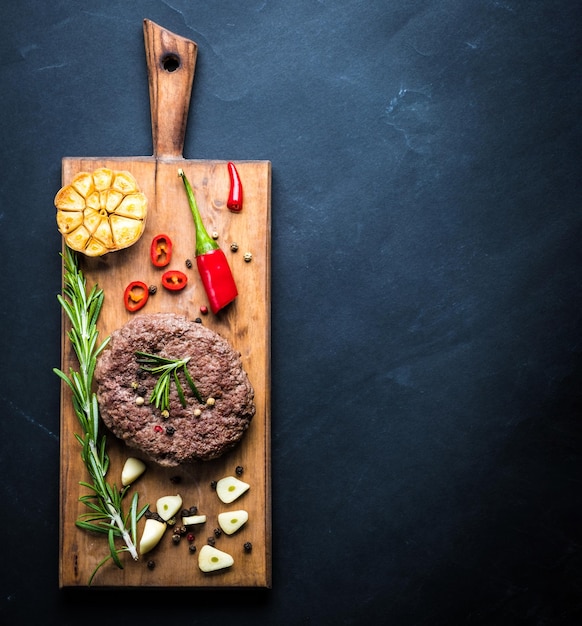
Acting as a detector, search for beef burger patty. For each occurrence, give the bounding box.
[95,313,255,466]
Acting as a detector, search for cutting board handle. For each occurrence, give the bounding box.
[143,19,197,159]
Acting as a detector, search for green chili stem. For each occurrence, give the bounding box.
[178,168,218,256]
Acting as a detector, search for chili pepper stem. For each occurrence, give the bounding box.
[178,168,217,256]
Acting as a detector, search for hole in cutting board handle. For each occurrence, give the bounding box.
[161,53,180,72]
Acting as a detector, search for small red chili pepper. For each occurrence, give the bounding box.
[226,161,243,212]
[150,234,172,267]
[123,281,149,312]
[161,270,188,291]
[179,169,238,313]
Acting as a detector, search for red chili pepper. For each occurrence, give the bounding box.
[179,169,238,313]
[227,161,243,212]
[161,270,188,291]
[150,234,172,267]
[124,281,149,312]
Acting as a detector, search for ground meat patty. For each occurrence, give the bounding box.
[94,313,255,466]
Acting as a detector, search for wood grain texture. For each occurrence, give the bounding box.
[58,20,271,589]
[143,19,197,158]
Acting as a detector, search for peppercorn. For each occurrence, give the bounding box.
[175,525,187,536]
[146,509,165,523]
[166,425,176,436]
[135,396,145,406]
[210,481,217,490]
[193,408,202,417]
[243,542,252,553]
[187,533,195,542]
[230,242,239,252]
[185,258,193,269]
[180,509,190,518]
[189,544,197,553]
[154,425,163,433]
[131,381,138,390]
[243,252,252,262]
[235,465,244,476]
[148,285,157,295]
[147,559,156,570]
[167,516,176,526]
[211,231,219,239]
[200,305,208,315]
[207,537,215,546]
[214,527,222,538]
[161,409,170,419]
[172,534,181,544]
[206,397,216,407]
[137,385,147,396]
[195,317,202,324]
[189,505,198,515]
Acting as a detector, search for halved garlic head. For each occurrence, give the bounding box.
[55,168,147,256]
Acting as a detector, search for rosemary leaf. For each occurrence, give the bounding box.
[174,369,186,406]
[108,529,124,569]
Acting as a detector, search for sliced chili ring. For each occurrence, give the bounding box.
[150,234,172,267]
[161,270,188,291]
[124,281,149,312]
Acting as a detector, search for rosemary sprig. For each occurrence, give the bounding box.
[54,247,148,585]
[136,351,203,412]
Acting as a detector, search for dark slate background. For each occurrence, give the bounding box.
[1,1,581,624]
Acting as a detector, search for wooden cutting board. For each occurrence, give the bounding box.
[58,20,271,588]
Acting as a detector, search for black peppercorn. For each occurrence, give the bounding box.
[172,534,181,544]
[145,508,165,523]
[243,542,252,553]
[214,528,222,538]
[189,505,198,515]
[210,481,217,490]
[189,544,197,553]
[195,317,202,323]
[235,465,244,476]
[185,258,193,268]
[207,536,215,546]
[166,426,175,436]
[147,559,156,569]
[148,285,157,295]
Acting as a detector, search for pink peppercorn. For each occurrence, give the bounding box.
[154,425,163,433]
[200,305,208,315]
[187,533,195,542]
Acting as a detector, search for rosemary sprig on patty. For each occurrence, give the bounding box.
[54,246,147,584]
[135,351,203,413]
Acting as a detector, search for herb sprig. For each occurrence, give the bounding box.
[54,247,148,585]
[136,351,203,412]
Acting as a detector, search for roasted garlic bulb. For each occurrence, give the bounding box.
[55,168,147,256]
